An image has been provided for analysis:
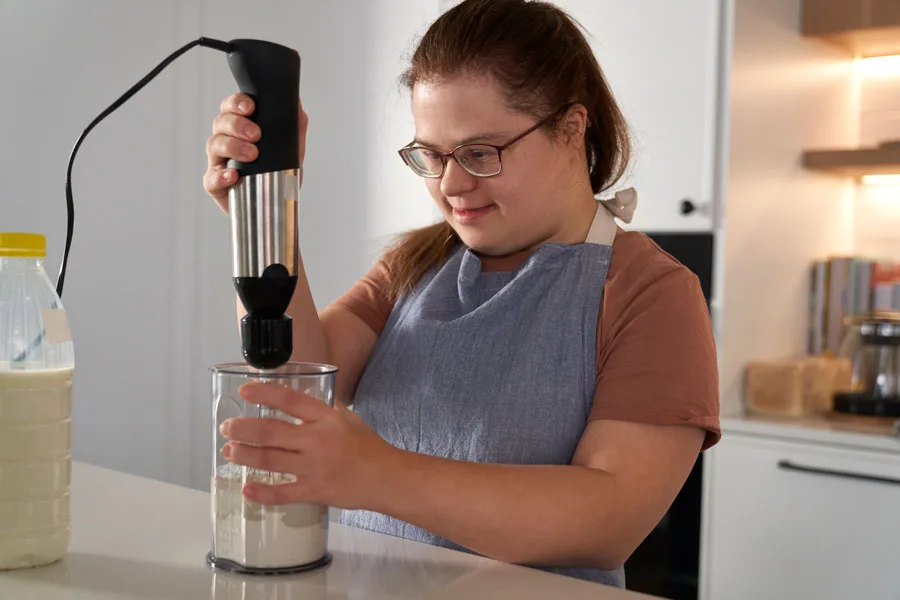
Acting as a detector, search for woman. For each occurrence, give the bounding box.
[203,0,719,588]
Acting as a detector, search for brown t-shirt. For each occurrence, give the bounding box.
[333,229,721,450]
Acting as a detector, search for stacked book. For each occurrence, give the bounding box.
[808,256,900,356]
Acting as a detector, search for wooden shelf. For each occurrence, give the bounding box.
[803,0,900,56]
[810,26,900,57]
[802,143,900,177]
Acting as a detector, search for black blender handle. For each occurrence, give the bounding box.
[226,39,301,176]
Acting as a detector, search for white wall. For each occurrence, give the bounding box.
[1,0,441,490]
[363,2,446,255]
[855,183,900,259]
[717,0,857,415]
[854,71,900,259]
[2,0,218,489]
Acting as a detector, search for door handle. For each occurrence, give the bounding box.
[777,459,900,486]
[679,198,697,215]
[679,198,711,217]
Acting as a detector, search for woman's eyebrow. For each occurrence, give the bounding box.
[412,131,509,148]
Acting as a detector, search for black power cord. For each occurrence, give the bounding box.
[12,37,233,364]
[56,36,233,298]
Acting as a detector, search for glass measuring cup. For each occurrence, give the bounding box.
[208,362,337,575]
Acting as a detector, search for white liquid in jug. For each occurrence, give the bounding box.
[0,367,73,570]
[212,464,327,568]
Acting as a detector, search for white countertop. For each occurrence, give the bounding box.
[722,412,900,454]
[0,462,659,599]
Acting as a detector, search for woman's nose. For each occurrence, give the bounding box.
[440,158,478,198]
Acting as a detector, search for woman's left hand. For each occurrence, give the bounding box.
[219,381,399,509]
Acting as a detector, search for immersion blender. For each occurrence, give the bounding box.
[58,37,301,369]
[225,40,301,371]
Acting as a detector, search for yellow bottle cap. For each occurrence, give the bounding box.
[0,233,47,258]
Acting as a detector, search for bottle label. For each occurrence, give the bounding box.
[41,310,72,345]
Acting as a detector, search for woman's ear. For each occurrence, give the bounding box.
[561,104,589,148]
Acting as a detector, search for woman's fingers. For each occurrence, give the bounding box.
[223,442,301,479]
[297,96,308,166]
[238,382,333,423]
[203,94,307,214]
[220,416,306,451]
[212,111,260,142]
[206,133,258,167]
[203,165,237,194]
[220,93,254,117]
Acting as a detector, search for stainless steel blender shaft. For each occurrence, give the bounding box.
[229,170,300,279]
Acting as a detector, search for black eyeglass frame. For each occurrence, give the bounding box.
[397,103,575,179]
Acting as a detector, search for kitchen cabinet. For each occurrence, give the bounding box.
[553,0,724,233]
[701,427,900,600]
[802,0,900,56]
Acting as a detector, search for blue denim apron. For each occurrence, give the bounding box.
[342,195,631,587]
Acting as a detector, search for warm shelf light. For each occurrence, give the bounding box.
[861,174,900,185]
[856,55,900,77]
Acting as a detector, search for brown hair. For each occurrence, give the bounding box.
[384,0,631,301]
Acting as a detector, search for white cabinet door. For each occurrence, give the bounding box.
[702,435,900,600]
[553,0,722,232]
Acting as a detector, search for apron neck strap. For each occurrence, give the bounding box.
[584,187,637,246]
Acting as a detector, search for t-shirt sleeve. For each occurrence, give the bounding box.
[331,260,395,336]
[590,264,721,450]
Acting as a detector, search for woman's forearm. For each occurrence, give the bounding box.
[370,449,627,570]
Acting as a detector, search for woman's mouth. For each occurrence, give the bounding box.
[452,205,495,224]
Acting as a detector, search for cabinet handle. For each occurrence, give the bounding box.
[679,198,697,215]
[777,459,900,486]
[679,198,711,217]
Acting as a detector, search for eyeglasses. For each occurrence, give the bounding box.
[398,104,572,179]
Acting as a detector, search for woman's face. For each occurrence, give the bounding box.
[410,74,589,257]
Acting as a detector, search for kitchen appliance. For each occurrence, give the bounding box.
[224,40,301,371]
[833,311,900,418]
[56,36,336,574]
[59,37,301,370]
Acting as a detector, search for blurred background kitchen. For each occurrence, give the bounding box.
[2,1,898,599]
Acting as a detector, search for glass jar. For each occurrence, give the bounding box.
[834,311,900,417]
[208,362,336,575]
